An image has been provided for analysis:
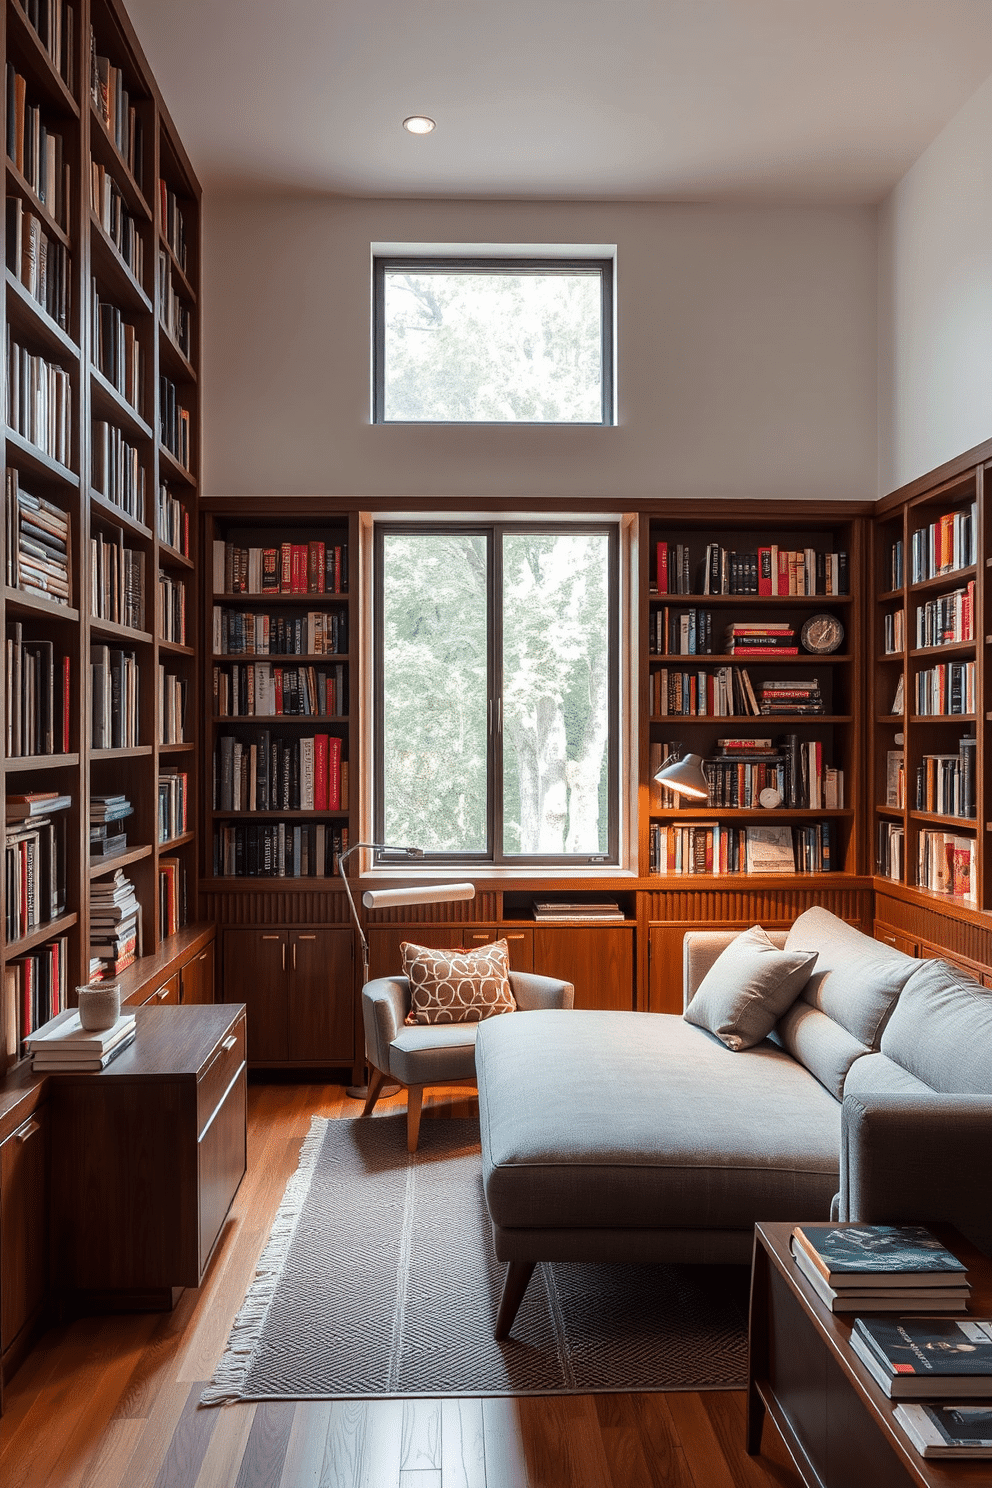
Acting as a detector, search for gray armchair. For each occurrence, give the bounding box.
[361,970,574,1151]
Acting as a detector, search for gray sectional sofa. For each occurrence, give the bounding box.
[476,906,992,1338]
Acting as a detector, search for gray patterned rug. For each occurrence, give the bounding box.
[202,1116,749,1402]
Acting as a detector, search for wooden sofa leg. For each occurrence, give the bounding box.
[362,1067,387,1117]
[495,1261,536,1340]
[406,1085,424,1152]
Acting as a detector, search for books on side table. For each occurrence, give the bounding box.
[790,1224,970,1313]
[26,1008,136,1070]
[894,1402,992,1458]
[850,1316,992,1399]
[532,901,626,924]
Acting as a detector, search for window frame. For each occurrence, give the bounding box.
[372,518,621,867]
[372,255,615,426]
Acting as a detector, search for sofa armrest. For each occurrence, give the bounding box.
[362,976,410,1073]
[510,971,574,1011]
[841,1091,992,1253]
[682,929,788,1010]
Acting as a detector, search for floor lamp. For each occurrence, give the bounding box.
[337,841,476,1096]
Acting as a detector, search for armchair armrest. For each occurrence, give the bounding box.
[362,976,410,1073]
[509,971,574,1011]
[841,1091,992,1253]
[682,928,787,1009]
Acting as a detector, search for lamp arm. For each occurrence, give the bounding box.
[336,840,426,984]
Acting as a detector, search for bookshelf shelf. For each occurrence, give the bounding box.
[5,2,79,114]
[90,365,153,439]
[3,588,80,623]
[211,714,350,725]
[160,831,195,850]
[158,639,194,657]
[649,652,852,665]
[648,714,854,726]
[89,617,153,645]
[158,325,196,384]
[4,753,80,773]
[5,272,80,360]
[4,160,72,250]
[6,913,79,959]
[159,542,193,570]
[909,641,975,659]
[87,105,151,219]
[89,218,153,313]
[650,808,852,821]
[5,430,79,486]
[908,565,977,595]
[158,444,196,487]
[210,810,350,820]
[88,843,153,877]
[89,490,153,539]
[649,592,855,608]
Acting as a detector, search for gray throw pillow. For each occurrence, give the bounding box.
[684,925,817,1051]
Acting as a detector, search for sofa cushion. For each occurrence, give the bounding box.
[477,1009,840,1234]
[683,924,816,1050]
[880,958,992,1094]
[401,939,515,1025]
[389,1020,479,1084]
[843,1050,936,1102]
[778,908,917,1096]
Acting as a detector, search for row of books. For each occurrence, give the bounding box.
[649,607,714,656]
[914,660,975,716]
[90,527,145,630]
[90,645,139,749]
[649,821,834,874]
[7,196,71,330]
[4,470,72,604]
[213,821,348,879]
[212,661,347,719]
[157,770,188,843]
[916,581,975,649]
[887,538,904,591]
[877,821,904,880]
[910,503,977,584]
[156,484,189,555]
[654,540,848,596]
[89,867,140,976]
[91,286,143,411]
[916,738,977,819]
[211,607,347,657]
[89,27,143,188]
[5,64,70,228]
[885,749,906,808]
[213,539,349,596]
[215,732,348,813]
[884,607,905,654]
[158,665,187,744]
[159,854,186,938]
[158,569,186,644]
[649,668,826,718]
[158,250,191,358]
[92,419,146,521]
[159,374,191,470]
[725,622,798,655]
[18,0,74,89]
[91,160,144,283]
[4,627,71,755]
[919,829,976,901]
[5,799,67,939]
[159,179,188,274]
[2,933,69,1063]
[532,900,625,923]
[703,744,844,811]
[7,333,72,465]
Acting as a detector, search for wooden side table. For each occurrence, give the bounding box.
[748,1220,992,1488]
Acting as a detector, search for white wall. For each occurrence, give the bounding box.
[202,195,876,504]
[878,71,992,496]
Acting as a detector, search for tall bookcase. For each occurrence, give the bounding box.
[1,0,204,1069]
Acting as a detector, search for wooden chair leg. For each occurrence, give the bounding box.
[406,1085,424,1152]
[495,1260,536,1340]
[362,1066,388,1117]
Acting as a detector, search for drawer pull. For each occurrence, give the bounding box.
[261,935,280,940]
[298,934,316,941]
[221,1035,237,1052]
[156,986,170,1001]
[469,934,489,941]
[17,1120,40,1144]
[505,934,525,941]
[198,951,208,962]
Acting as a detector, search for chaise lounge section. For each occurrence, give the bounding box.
[476,907,992,1338]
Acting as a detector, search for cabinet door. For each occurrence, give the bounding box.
[455,927,534,972]
[647,927,689,1014]
[143,972,180,1006]
[198,1063,247,1277]
[181,941,215,1005]
[1,1107,49,1356]
[224,930,289,1062]
[532,927,634,1011]
[875,925,919,958]
[288,930,354,1063]
[367,926,463,981]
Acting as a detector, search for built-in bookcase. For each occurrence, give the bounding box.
[1,0,202,1067]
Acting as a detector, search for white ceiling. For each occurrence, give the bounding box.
[124,0,992,203]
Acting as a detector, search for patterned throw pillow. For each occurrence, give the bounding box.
[402,939,516,1026]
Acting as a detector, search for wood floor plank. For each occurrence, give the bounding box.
[279,1401,335,1486]
[664,1393,759,1488]
[509,1395,616,1488]
[191,1405,256,1488]
[629,1394,706,1488]
[151,1383,219,1488]
[111,1293,202,1421]
[703,1393,802,1488]
[233,1401,295,1488]
[596,1394,681,1488]
[76,1418,147,1488]
[480,1398,529,1487]
[400,1400,442,1472]
[440,1398,486,1488]
[112,1377,193,1488]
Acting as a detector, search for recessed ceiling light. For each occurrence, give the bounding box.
[403,116,436,135]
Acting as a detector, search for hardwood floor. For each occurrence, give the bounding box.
[0,1082,803,1488]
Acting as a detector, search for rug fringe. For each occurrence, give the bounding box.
[200,1115,328,1405]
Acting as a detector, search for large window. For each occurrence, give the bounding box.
[374,522,619,865]
[373,257,614,425]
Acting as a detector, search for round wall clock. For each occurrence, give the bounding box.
[801,613,845,654]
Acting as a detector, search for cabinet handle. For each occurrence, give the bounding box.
[283,943,286,971]
[156,986,170,1001]
[198,951,208,962]
[292,943,297,970]
[505,934,525,941]
[298,934,316,940]
[261,934,280,939]
[221,1035,237,1052]
[469,933,489,941]
[16,1120,40,1144]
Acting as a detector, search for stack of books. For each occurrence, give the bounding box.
[851,1315,992,1396]
[724,623,797,656]
[532,901,626,924]
[790,1224,970,1314]
[4,473,71,604]
[895,1402,992,1459]
[90,794,132,860]
[759,678,824,715]
[26,1008,136,1071]
[89,868,140,975]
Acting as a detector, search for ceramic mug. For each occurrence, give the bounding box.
[76,982,122,1032]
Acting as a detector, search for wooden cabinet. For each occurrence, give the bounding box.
[367,926,463,981]
[223,928,354,1066]
[50,1005,246,1306]
[532,926,635,1011]
[181,941,215,1005]
[141,971,180,1006]
[0,1103,49,1384]
[457,927,534,971]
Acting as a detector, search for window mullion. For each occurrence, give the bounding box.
[490,527,504,863]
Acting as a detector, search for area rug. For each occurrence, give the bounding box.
[202,1116,750,1402]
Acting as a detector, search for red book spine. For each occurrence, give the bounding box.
[334,547,341,594]
[62,655,70,752]
[294,544,309,593]
[19,844,28,937]
[280,543,292,593]
[656,541,668,594]
[758,547,772,596]
[314,734,329,810]
[317,542,325,593]
[328,736,341,810]
[273,668,284,714]
[183,508,189,557]
[731,646,799,655]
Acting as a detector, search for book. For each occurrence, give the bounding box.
[6,792,71,820]
[791,1225,967,1285]
[790,1241,969,1313]
[895,1402,992,1457]
[744,825,795,874]
[26,1008,136,1053]
[32,1028,136,1071]
[850,1317,992,1398]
